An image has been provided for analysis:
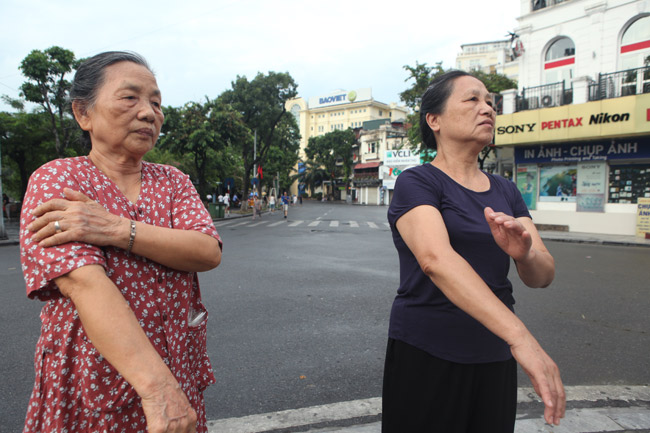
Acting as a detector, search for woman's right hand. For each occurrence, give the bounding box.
[140,379,197,433]
[510,333,565,426]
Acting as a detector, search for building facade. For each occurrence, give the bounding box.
[495,0,650,236]
[456,39,520,80]
[286,88,409,198]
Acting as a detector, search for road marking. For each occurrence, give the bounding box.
[268,221,285,227]
[288,220,304,227]
[308,221,321,227]
[230,221,250,227]
[214,220,239,227]
[329,220,339,227]
[349,220,359,228]
[207,386,650,433]
[384,222,390,228]
[249,220,269,227]
[367,222,378,229]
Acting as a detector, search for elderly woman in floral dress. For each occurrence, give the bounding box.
[20,51,222,433]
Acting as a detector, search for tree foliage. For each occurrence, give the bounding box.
[0,111,56,200]
[299,129,356,196]
[157,99,250,199]
[18,46,81,158]
[219,72,298,199]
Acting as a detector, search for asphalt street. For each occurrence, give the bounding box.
[1,201,649,432]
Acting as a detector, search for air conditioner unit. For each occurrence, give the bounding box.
[541,94,554,107]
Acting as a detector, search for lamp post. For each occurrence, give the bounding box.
[0,139,7,240]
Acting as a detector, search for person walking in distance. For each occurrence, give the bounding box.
[281,191,290,219]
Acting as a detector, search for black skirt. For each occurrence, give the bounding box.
[382,338,517,433]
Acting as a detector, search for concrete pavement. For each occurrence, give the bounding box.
[3,213,650,432]
[207,386,650,433]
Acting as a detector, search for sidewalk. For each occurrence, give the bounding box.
[208,386,650,433]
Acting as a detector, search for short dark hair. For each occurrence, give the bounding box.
[419,70,472,150]
[70,51,153,148]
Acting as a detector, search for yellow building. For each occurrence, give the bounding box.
[286,88,408,196]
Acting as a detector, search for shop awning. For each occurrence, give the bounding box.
[354,162,381,170]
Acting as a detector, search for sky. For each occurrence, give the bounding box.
[0,0,521,113]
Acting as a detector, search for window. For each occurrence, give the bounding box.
[290,104,301,127]
[379,110,383,116]
[608,164,650,204]
[544,37,575,84]
[620,15,650,71]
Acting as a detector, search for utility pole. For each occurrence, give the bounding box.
[0,140,7,240]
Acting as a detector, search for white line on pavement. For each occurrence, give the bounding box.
[268,221,285,227]
[330,221,339,227]
[248,220,269,227]
[349,221,359,227]
[308,221,321,227]
[367,222,378,229]
[230,221,250,227]
[288,220,304,227]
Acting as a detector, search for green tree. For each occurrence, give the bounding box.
[157,99,250,200]
[301,129,356,197]
[219,72,298,200]
[0,110,56,200]
[259,115,301,196]
[18,46,81,158]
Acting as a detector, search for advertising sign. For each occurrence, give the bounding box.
[308,88,372,109]
[514,138,650,164]
[576,161,607,212]
[637,198,650,238]
[495,93,650,146]
[516,165,538,210]
[539,165,577,202]
[385,149,420,165]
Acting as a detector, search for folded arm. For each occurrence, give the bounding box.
[55,265,196,433]
[28,188,221,272]
[396,205,564,425]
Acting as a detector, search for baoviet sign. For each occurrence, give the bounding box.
[495,93,650,145]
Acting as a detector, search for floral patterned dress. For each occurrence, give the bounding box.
[20,156,221,433]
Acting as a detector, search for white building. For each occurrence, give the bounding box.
[456,39,520,80]
[495,0,650,236]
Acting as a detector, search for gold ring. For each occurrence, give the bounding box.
[54,220,62,233]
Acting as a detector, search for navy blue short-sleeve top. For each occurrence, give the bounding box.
[387,163,531,364]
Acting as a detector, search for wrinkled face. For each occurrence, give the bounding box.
[427,76,495,149]
[75,61,164,159]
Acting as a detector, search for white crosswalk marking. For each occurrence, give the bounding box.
[308,221,321,227]
[268,221,285,227]
[214,220,238,227]
[349,221,359,228]
[249,220,269,227]
[384,222,390,228]
[231,221,250,227]
[367,222,378,229]
[288,220,304,227]
[329,221,339,227]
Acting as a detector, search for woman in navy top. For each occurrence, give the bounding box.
[382,71,565,432]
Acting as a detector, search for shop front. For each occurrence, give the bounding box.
[496,93,650,235]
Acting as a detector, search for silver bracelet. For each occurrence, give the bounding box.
[127,220,136,253]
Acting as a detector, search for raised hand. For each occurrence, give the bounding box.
[483,206,533,262]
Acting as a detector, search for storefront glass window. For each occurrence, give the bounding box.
[539,164,577,202]
[608,164,650,204]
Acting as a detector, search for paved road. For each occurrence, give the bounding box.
[1,201,648,432]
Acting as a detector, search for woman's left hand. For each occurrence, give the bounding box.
[28,187,126,248]
[484,207,533,262]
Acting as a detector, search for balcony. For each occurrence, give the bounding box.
[588,66,650,101]
[531,0,569,11]
[515,81,572,112]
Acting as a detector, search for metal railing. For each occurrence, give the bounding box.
[532,0,569,11]
[515,81,572,112]
[588,66,650,101]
